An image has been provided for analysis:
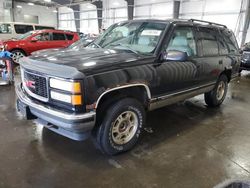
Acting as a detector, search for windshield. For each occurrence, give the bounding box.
[93,21,168,54]
[69,37,95,50]
[17,31,35,40]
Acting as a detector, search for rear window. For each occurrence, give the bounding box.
[52,33,66,40]
[0,24,12,34]
[14,24,33,34]
[66,34,74,40]
[197,27,219,56]
[35,26,55,30]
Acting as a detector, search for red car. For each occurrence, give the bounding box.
[3,29,80,63]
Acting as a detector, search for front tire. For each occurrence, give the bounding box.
[204,74,228,107]
[94,98,145,155]
[11,50,26,64]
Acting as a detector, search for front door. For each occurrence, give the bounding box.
[28,32,51,53]
[152,26,198,97]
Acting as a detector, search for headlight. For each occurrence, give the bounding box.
[50,78,81,93]
[50,91,82,105]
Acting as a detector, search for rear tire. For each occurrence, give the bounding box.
[11,50,26,64]
[204,74,228,107]
[94,98,145,155]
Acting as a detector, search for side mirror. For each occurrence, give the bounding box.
[162,50,188,62]
[30,37,38,42]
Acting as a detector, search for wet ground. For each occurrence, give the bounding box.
[1,72,250,188]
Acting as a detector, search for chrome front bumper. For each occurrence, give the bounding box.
[16,83,96,141]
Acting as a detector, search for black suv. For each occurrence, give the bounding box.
[16,19,240,155]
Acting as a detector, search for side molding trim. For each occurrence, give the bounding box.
[149,82,216,111]
[95,83,151,108]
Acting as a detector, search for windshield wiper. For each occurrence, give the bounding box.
[92,42,102,48]
[109,43,139,54]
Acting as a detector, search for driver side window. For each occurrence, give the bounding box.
[35,33,50,41]
[166,27,197,57]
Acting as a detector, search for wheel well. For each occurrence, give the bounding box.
[220,69,232,82]
[95,86,150,124]
[10,48,27,56]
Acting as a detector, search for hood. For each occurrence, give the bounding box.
[31,48,63,56]
[28,47,153,75]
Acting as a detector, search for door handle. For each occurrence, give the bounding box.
[219,60,223,65]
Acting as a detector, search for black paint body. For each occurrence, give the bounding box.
[27,19,240,112]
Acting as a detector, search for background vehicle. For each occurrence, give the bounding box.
[31,35,97,56]
[3,29,80,63]
[0,22,55,40]
[16,19,240,155]
[240,42,250,71]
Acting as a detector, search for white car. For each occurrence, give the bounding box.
[0,22,55,40]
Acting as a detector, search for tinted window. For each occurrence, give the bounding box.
[14,24,33,34]
[217,35,229,55]
[66,34,74,40]
[198,28,219,56]
[35,26,54,30]
[222,30,238,54]
[0,24,12,34]
[167,27,197,56]
[52,33,66,40]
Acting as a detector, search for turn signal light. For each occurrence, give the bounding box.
[71,95,82,105]
[72,82,81,93]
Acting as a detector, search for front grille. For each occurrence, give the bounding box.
[22,70,48,100]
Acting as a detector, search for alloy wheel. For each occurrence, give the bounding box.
[111,111,139,145]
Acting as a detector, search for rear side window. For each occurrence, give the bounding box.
[221,30,238,54]
[0,24,12,34]
[52,33,66,40]
[14,24,33,34]
[66,34,74,40]
[35,26,54,30]
[197,27,219,56]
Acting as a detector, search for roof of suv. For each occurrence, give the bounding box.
[121,19,228,30]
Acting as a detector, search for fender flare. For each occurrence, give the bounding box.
[95,84,151,109]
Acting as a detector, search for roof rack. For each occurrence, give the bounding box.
[188,19,227,28]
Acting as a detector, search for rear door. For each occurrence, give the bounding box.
[50,32,69,48]
[193,27,222,85]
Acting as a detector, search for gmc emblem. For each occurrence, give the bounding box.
[25,80,36,89]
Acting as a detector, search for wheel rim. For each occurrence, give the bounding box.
[216,81,226,101]
[111,111,139,145]
[12,51,24,63]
